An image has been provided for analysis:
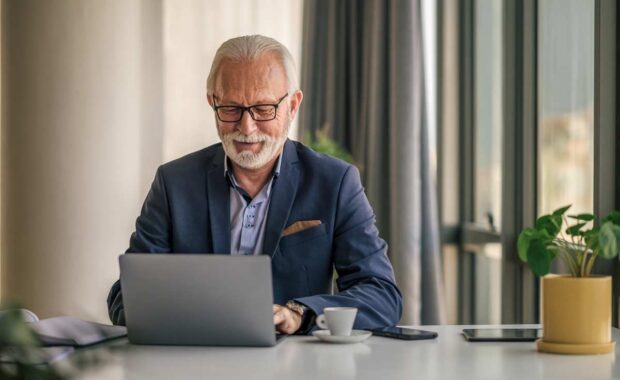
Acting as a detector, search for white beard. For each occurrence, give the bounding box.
[218,125,289,170]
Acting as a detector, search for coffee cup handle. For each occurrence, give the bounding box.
[316,314,328,330]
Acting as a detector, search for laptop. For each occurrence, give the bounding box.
[119,253,284,346]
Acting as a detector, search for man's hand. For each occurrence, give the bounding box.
[273,304,302,334]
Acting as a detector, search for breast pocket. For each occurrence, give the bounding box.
[273,222,332,301]
[279,222,328,249]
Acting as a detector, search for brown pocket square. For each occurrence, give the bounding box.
[282,220,322,237]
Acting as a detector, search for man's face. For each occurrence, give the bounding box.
[208,53,302,170]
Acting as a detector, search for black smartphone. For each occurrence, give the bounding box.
[370,327,438,340]
[461,328,541,342]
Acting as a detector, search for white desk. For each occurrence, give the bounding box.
[72,325,620,380]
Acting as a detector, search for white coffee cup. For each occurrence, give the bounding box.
[316,307,358,336]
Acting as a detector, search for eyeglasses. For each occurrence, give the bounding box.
[212,93,289,122]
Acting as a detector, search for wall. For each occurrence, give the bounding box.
[1,0,303,323]
[2,0,163,322]
[0,0,3,297]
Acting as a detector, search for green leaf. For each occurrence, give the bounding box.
[552,205,571,216]
[584,228,600,251]
[535,214,563,237]
[527,239,554,277]
[602,211,620,226]
[568,213,595,221]
[307,128,355,164]
[0,307,40,347]
[517,228,537,263]
[599,222,620,259]
[566,223,587,236]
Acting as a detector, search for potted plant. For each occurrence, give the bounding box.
[305,125,355,164]
[518,205,620,354]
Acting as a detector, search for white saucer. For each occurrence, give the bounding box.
[312,330,372,344]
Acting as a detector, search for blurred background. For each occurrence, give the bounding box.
[0,0,618,327]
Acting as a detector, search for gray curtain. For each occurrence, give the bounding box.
[299,0,446,325]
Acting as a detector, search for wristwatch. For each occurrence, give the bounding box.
[285,301,307,317]
[285,301,316,334]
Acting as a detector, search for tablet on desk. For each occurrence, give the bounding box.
[462,328,541,342]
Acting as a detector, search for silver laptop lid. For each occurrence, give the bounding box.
[119,254,276,347]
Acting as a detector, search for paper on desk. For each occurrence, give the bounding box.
[29,316,127,347]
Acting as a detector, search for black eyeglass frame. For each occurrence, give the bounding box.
[211,93,289,122]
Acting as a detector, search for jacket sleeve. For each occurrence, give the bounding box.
[294,165,403,330]
[107,167,172,325]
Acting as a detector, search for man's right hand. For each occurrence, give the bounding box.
[273,304,302,334]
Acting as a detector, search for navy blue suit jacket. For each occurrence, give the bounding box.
[107,139,402,330]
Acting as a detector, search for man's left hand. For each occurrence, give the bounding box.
[273,304,302,334]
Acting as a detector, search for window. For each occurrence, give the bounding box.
[440,0,616,324]
[538,0,594,216]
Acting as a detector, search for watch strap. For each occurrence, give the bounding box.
[286,301,315,335]
[285,301,307,316]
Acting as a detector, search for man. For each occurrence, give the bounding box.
[107,35,402,334]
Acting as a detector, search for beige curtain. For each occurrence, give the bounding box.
[1,0,303,322]
[162,0,304,161]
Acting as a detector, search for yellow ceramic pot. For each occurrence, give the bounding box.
[537,275,615,354]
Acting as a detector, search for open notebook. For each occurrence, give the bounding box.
[0,310,127,364]
[6,309,127,347]
[29,315,127,347]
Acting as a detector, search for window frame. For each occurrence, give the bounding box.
[439,0,618,325]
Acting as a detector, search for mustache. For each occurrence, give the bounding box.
[221,131,273,143]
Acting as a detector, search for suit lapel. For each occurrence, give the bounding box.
[206,147,231,253]
[263,140,299,257]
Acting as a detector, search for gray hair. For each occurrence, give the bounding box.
[206,35,298,96]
